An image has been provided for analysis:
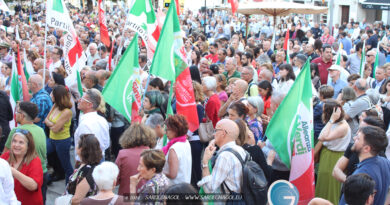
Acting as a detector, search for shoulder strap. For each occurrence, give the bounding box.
[108,195,118,205]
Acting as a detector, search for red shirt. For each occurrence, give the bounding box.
[263,96,271,115]
[311,57,332,85]
[1,152,43,205]
[205,94,221,128]
[205,53,219,63]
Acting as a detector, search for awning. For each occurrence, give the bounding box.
[360,0,390,10]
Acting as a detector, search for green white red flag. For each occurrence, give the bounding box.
[265,58,314,204]
[284,29,290,64]
[102,34,142,123]
[359,40,366,77]
[149,0,198,132]
[46,0,86,93]
[373,35,386,79]
[126,0,160,60]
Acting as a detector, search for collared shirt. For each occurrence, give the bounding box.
[311,57,332,85]
[31,89,53,130]
[74,111,110,161]
[346,53,361,74]
[328,78,348,99]
[223,70,241,83]
[339,156,390,205]
[197,141,247,194]
[87,53,100,66]
[372,79,385,92]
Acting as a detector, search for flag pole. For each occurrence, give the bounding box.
[42,24,48,86]
[140,73,151,109]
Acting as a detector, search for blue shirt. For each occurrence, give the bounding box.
[339,156,390,205]
[328,78,348,99]
[30,89,53,130]
[339,37,352,55]
[272,62,282,74]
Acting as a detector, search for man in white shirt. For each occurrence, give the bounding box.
[48,46,62,73]
[86,43,100,66]
[74,88,110,162]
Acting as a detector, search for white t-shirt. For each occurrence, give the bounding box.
[0,158,19,205]
[322,123,351,152]
[163,140,192,185]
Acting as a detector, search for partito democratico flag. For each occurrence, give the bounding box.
[46,0,86,92]
[265,58,315,204]
[102,34,142,123]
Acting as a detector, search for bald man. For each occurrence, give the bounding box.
[344,78,370,136]
[28,74,53,129]
[96,70,109,87]
[198,119,247,196]
[33,58,44,73]
[218,79,248,118]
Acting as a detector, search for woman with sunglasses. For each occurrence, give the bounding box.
[44,85,74,184]
[1,129,43,205]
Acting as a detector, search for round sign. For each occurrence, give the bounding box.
[268,180,299,205]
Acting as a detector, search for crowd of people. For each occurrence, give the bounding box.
[0,1,390,205]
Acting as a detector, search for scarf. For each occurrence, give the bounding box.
[162,135,187,155]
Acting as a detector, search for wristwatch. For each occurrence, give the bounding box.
[202,163,209,169]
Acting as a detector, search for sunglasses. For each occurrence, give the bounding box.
[15,129,30,136]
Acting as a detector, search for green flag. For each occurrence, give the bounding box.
[373,35,386,79]
[149,0,187,82]
[359,40,366,77]
[76,70,83,97]
[335,42,342,66]
[102,35,141,123]
[162,82,175,146]
[265,58,313,169]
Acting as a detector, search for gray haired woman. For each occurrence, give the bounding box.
[80,162,127,205]
[246,96,265,142]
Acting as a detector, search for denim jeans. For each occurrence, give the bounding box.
[47,137,74,184]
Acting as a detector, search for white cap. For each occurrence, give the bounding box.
[328,65,343,72]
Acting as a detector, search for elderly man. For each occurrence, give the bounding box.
[371,67,386,91]
[74,89,110,162]
[198,119,247,198]
[87,43,100,66]
[83,70,103,92]
[0,42,12,63]
[218,79,248,118]
[327,65,348,99]
[223,57,241,82]
[33,58,44,73]
[344,79,371,136]
[145,113,166,149]
[96,70,109,88]
[28,74,53,130]
[242,66,259,97]
[365,49,377,71]
[199,58,209,73]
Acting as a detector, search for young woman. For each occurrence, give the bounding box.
[276,64,296,94]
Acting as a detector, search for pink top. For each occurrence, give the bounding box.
[115,146,149,195]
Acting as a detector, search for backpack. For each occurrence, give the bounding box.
[216,148,268,205]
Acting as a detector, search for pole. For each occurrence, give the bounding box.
[42,24,48,86]
[204,0,206,34]
[245,14,249,43]
[328,0,334,36]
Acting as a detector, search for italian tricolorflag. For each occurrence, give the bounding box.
[265,58,314,204]
[127,0,160,60]
[46,0,86,97]
[149,0,199,133]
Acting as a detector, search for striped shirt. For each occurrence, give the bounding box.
[197,141,246,194]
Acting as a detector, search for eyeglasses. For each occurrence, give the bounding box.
[366,55,374,57]
[213,128,227,135]
[15,129,30,136]
[80,96,92,104]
